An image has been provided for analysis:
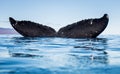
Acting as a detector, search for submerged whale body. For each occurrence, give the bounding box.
[9,14,109,38]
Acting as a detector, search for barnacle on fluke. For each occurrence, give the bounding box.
[9,14,109,38]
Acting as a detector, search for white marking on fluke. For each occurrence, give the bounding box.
[90,20,93,25]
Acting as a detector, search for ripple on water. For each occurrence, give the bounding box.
[0,35,120,74]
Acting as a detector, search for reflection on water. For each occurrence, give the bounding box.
[0,35,120,74]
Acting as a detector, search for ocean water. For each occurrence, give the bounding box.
[0,35,120,74]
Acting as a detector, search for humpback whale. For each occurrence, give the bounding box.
[9,14,109,38]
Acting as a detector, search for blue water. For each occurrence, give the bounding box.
[0,35,120,74]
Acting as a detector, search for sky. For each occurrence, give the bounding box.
[0,0,120,35]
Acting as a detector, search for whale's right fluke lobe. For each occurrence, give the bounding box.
[9,17,56,37]
[102,14,109,19]
[57,14,109,38]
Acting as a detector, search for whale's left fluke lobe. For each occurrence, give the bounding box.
[9,17,17,26]
[9,17,56,37]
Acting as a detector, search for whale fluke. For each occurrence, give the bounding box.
[9,14,109,38]
[9,17,56,37]
[57,14,109,38]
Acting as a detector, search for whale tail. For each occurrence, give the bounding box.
[9,14,109,38]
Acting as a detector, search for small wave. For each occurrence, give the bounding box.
[0,35,120,74]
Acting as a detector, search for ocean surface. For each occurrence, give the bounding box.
[0,35,120,74]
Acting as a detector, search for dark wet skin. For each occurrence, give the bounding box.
[9,14,109,38]
[9,18,56,37]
